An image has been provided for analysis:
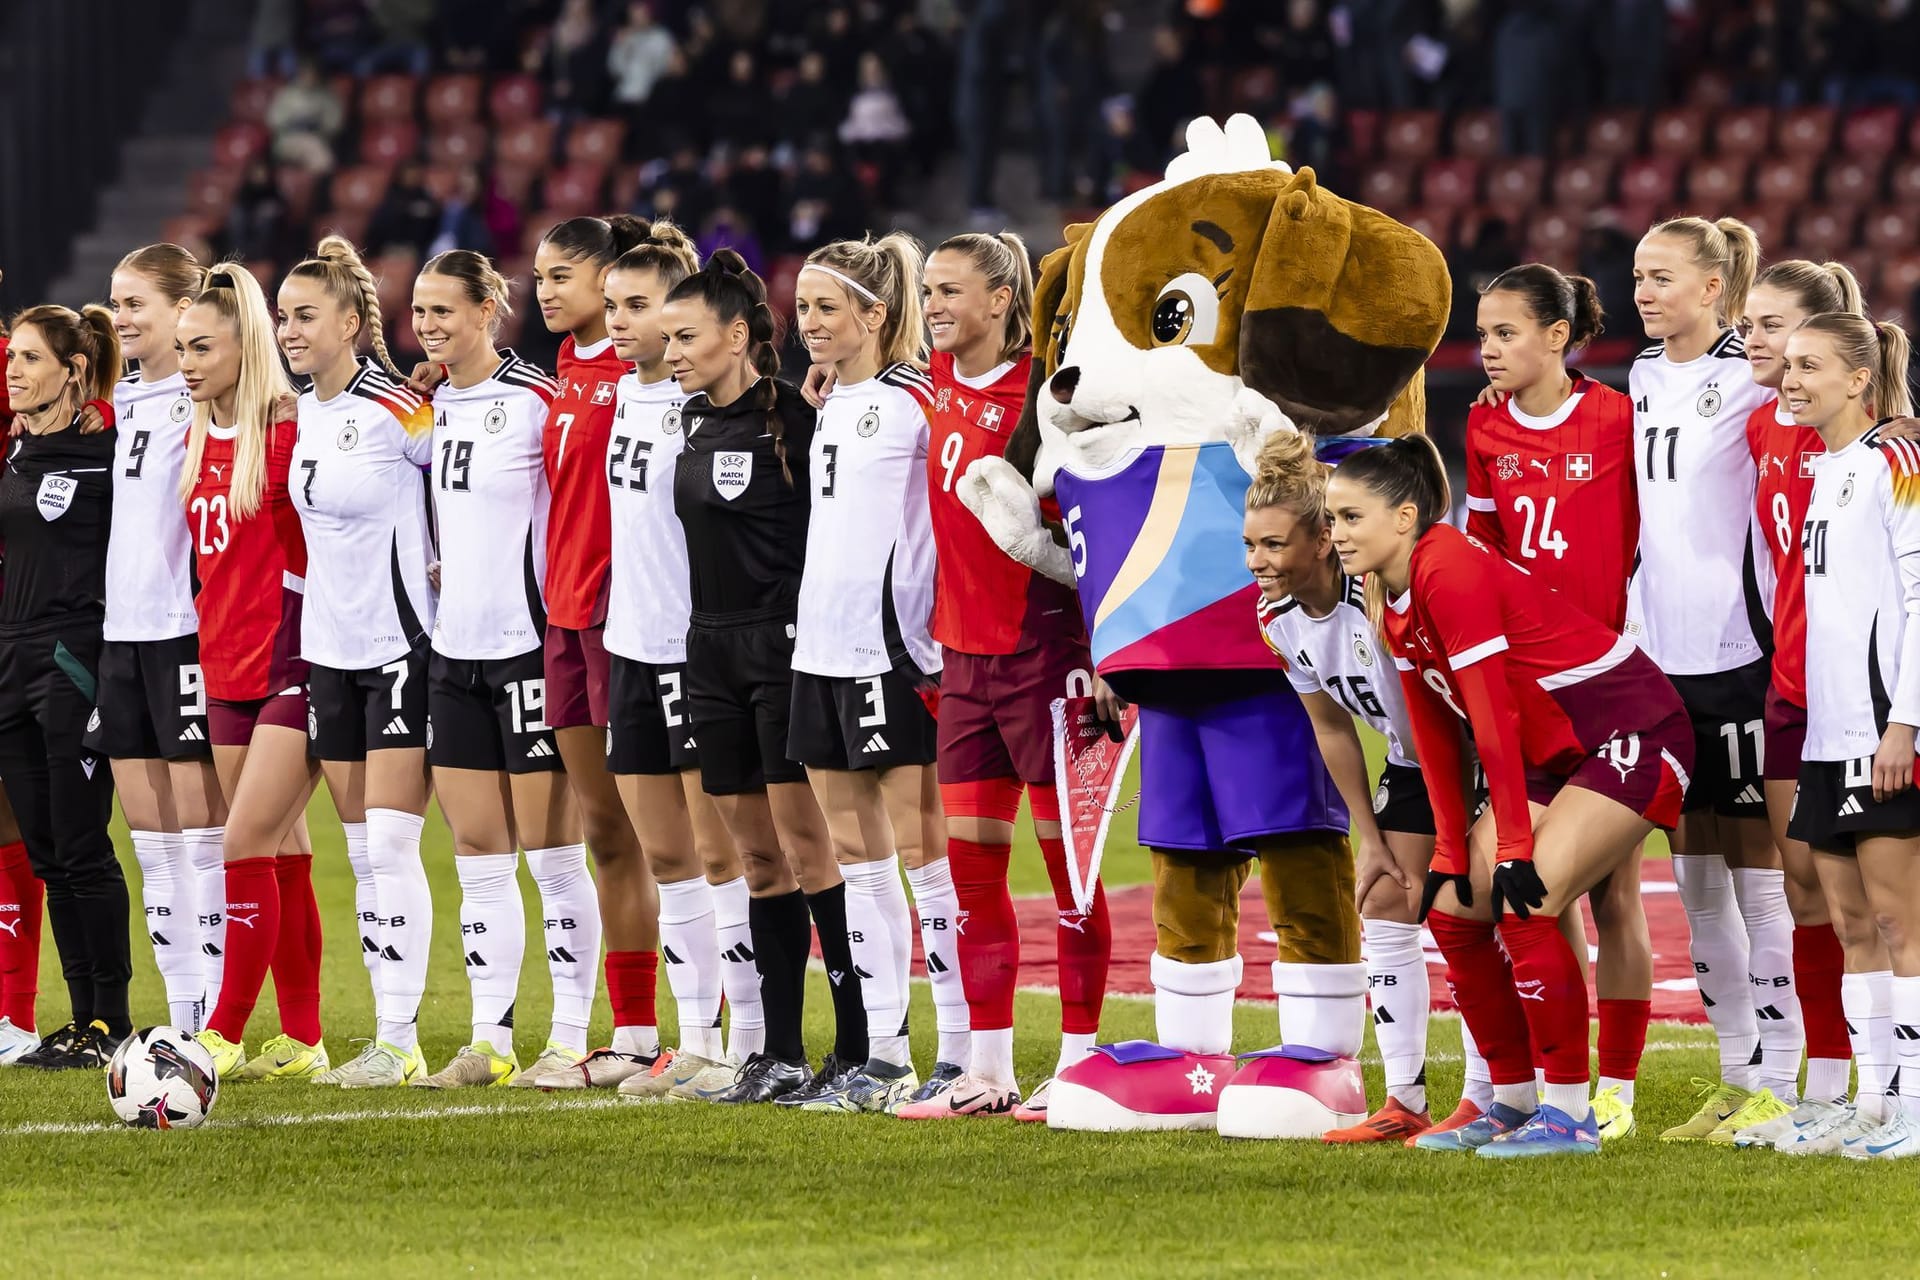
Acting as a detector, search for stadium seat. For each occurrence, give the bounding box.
[1878,252,1920,311]
[493,162,542,209]
[1400,207,1458,250]
[566,119,627,169]
[1842,105,1904,155]
[317,208,372,246]
[328,165,391,215]
[160,214,214,248]
[765,253,805,321]
[1419,157,1480,209]
[358,75,418,125]
[1777,106,1837,156]
[487,74,542,126]
[1583,109,1642,158]
[1381,110,1442,162]
[1733,205,1793,249]
[1551,156,1614,207]
[1711,106,1773,157]
[1753,155,1816,205]
[212,123,268,168]
[186,167,242,219]
[1685,155,1750,206]
[424,73,483,126]
[429,122,489,167]
[1458,206,1527,253]
[275,165,321,224]
[228,78,277,127]
[1686,70,1735,107]
[1618,156,1680,207]
[1345,109,1380,162]
[1648,107,1707,158]
[540,165,608,219]
[1792,207,1859,259]
[359,121,420,167]
[1482,157,1544,209]
[1356,162,1415,212]
[608,164,643,211]
[1450,110,1502,160]
[1892,157,1920,204]
[495,119,555,169]
[1526,209,1581,265]
[1823,155,1886,205]
[372,250,417,328]
[1863,205,1920,254]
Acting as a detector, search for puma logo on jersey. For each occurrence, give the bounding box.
[228,913,259,930]
[208,464,225,480]
[1529,459,1551,476]
[1058,911,1088,934]
[0,919,19,938]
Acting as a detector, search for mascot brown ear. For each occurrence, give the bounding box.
[1008,228,1083,482]
[1237,168,1450,436]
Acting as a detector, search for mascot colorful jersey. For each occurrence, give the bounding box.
[960,114,1449,1137]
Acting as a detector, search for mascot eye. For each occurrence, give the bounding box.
[1150,272,1220,347]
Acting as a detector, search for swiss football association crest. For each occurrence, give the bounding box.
[169,396,192,424]
[1496,452,1522,480]
[1697,387,1722,417]
[713,451,752,500]
[856,410,881,438]
[484,405,507,434]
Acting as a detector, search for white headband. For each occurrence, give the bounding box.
[798,262,879,303]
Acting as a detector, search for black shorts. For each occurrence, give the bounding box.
[1787,756,1920,851]
[685,617,805,795]
[789,668,938,772]
[606,654,698,776]
[308,642,429,759]
[426,647,562,774]
[1373,761,1436,836]
[1668,658,1770,818]
[84,634,210,761]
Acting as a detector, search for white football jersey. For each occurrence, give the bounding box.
[604,371,691,664]
[291,359,436,670]
[428,353,558,661]
[793,364,940,678]
[1626,331,1776,674]
[103,371,198,641]
[1258,574,1416,769]
[1800,429,1920,761]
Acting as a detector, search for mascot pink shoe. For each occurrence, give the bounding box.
[1046,1042,1238,1132]
[1217,1045,1367,1140]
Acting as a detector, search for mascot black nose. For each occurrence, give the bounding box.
[1048,365,1080,404]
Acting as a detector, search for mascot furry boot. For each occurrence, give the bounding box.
[960,115,1450,1136]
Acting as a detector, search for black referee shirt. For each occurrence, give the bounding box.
[673,378,815,626]
[0,418,116,625]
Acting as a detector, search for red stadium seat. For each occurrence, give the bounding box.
[228,78,278,127]
[567,119,627,169]
[1526,209,1582,266]
[1753,155,1817,205]
[372,250,417,322]
[492,162,541,209]
[1482,157,1545,210]
[1879,252,1920,310]
[1450,110,1502,160]
[1685,156,1750,207]
[1356,162,1415,211]
[1823,155,1886,205]
[1892,158,1920,204]
[1584,109,1642,158]
[1458,206,1527,251]
[424,73,483,126]
[1648,107,1707,157]
[1777,106,1836,156]
[1711,106,1773,156]
[1792,207,1859,259]
[186,167,242,218]
[488,74,542,126]
[1344,109,1380,162]
[1732,205,1793,249]
[429,122,489,167]
[1618,156,1681,207]
[1686,70,1735,108]
[328,165,391,214]
[495,119,554,169]
[1419,157,1480,209]
[160,215,215,249]
[275,164,321,222]
[541,166,608,219]
[1839,106,1902,155]
[212,123,268,167]
[316,209,372,246]
[1551,156,1614,207]
[608,164,643,211]
[765,254,805,322]
[358,75,418,125]
[1381,110,1442,162]
[359,121,420,167]
[1864,205,1920,254]
[1400,207,1458,249]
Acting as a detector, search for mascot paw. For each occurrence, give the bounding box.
[1225,388,1299,475]
[1045,1041,1237,1133]
[958,457,1077,586]
[1216,1046,1367,1140]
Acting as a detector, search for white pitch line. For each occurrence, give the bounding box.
[2,1094,630,1137]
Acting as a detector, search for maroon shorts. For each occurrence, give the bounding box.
[208,687,309,748]
[1763,685,1807,783]
[1526,703,1694,830]
[936,640,1095,786]
[544,624,611,730]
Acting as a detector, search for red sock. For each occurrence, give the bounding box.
[948,837,1018,1029]
[1498,914,1590,1086]
[206,857,281,1043]
[272,855,323,1045]
[1795,923,1851,1061]
[604,949,659,1028]
[1038,832,1110,1035]
[1427,910,1534,1085]
[0,842,42,1027]
[1596,998,1651,1082]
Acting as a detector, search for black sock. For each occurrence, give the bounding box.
[806,882,868,1064]
[748,889,810,1063]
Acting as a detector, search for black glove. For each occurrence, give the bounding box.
[1490,859,1548,921]
[1417,868,1472,922]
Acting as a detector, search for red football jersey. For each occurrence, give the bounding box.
[542,336,624,629]
[1383,524,1645,869]
[189,420,307,700]
[1463,375,1638,630]
[1745,395,1822,707]
[925,349,1086,655]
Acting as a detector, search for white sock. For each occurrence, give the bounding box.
[367,809,430,1054]
[612,1025,662,1057]
[1543,1080,1592,1118]
[456,852,524,1050]
[906,857,970,1071]
[1895,975,1920,1121]
[710,876,763,1061]
[1362,916,1429,1112]
[1731,866,1801,1100]
[1056,1030,1096,1079]
[525,844,600,1055]
[1597,1074,1636,1107]
[1458,1015,1495,1110]
[341,821,378,1007]
[1153,953,1241,1055]
[132,830,202,1029]
[1805,1056,1851,1105]
[183,827,227,1015]
[1672,853,1759,1088]
[974,1026,1016,1087]
[842,855,913,1066]
[1843,969,1893,1122]
[1492,1081,1538,1113]
[657,876,724,1062]
[1272,960,1369,1058]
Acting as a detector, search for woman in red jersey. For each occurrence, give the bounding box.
[1327,435,1692,1158]
[1462,264,1649,1143]
[177,265,326,1083]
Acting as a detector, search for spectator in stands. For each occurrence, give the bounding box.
[306,0,372,73]
[1135,26,1205,163]
[708,49,775,149]
[637,46,701,151]
[366,161,441,259]
[775,51,847,153]
[1281,81,1343,188]
[267,58,345,173]
[427,168,497,259]
[1275,0,1338,91]
[788,141,866,250]
[1596,0,1669,106]
[1031,1,1107,203]
[722,145,784,249]
[1445,216,1520,342]
[1086,95,1160,205]
[609,2,678,109]
[1491,1,1562,155]
[1579,216,1646,349]
[878,6,956,177]
[247,0,299,79]
[360,0,435,77]
[840,51,912,206]
[697,203,765,275]
[636,144,716,231]
[225,158,290,264]
[539,0,613,122]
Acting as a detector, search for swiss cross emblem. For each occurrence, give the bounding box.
[1565,452,1593,480]
[978,403,1004,430]
[1800,452,1817,478]
[592,381,615,405]
[1496,452,1522,480]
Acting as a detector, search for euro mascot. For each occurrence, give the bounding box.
[959,115,1450,1135]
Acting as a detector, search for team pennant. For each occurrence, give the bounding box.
[1051,695,1140,917]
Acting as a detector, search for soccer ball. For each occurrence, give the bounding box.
[106,1027,220,1129]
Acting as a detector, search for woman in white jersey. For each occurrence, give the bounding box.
[278,235,438,1089]
[1627,216,1791,1141]
[784,234,944,1114]
[1242,430,1439,1144]
[1777,313,1920,1158]
[408,251,596,1090]
[89,244,222,1035]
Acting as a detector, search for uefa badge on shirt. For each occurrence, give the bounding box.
[713,451,752,500]
[36,473,76,521]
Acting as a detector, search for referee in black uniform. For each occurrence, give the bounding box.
[0,305,130,1068]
